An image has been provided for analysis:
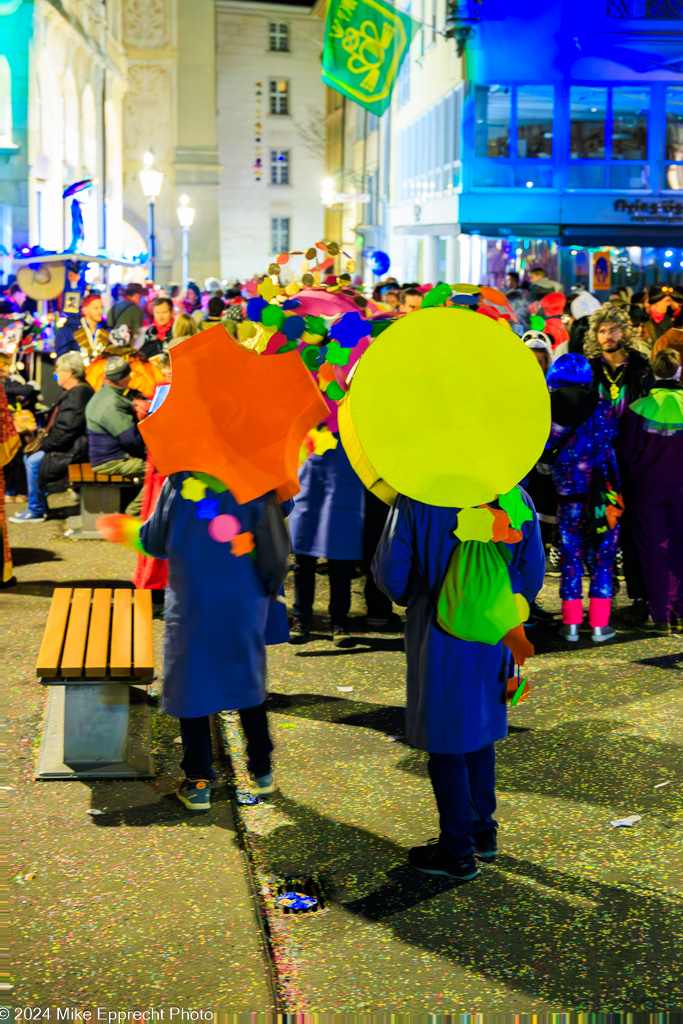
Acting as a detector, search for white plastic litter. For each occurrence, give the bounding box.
[337,686,354,692]
[610,814,642,827]
[173,736,183,744]
[654,782,671,789]
[86,809,106,816]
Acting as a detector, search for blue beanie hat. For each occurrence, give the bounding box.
[546,353,592,389]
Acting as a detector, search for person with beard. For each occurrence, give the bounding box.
[585,305,653,621]
[540,354,622,643]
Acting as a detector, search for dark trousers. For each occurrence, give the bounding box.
[362,489,392,620]
[632,492,683,623]
[292,553,353,627]
[619,473,648,601]
[428,743,498,859]
[179,701,274,781]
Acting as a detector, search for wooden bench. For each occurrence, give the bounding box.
[67,463,143,540]
[36,587,155,779]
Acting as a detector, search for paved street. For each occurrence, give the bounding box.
[5,495,683,1014]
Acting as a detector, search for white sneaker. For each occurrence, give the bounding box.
[592,626,616,643]
[9,510,47,523]
[559,624,580,642]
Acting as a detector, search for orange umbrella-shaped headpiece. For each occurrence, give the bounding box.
[139,324,329,504]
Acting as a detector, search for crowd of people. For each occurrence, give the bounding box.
[1,267,682,643]
[1,261,681,884]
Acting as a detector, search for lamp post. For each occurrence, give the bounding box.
[139,151,164,279]
[176,194,195,289]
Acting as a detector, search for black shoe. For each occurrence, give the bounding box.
[289,619,310,644]
[365,612,403,633]
[635,618,671,636]
[527,601,555,623]
[473,828,498,862]
[546,546,562,577]
[332,624,353,647]
[622,597,649,625]
[409,839,480,881]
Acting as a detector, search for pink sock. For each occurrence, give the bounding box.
[562,599,584,625]
[589,597,611,628]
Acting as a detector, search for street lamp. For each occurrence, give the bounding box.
[176,194,195,289]
[139,151,164,279]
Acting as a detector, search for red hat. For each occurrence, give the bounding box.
[540,292,566,318]
[81,293,101,310]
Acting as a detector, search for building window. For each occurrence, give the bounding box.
[474,85,511,158]
[664,85,683,190]
[569,85,650,189]
[271,149,289,185]
[570,86,607,158]
[269,22,289,51]
[517,86,554,158]
[271,217,290,253]
[397,0,411,107]
[0,56,12,146]
[269,80,289,116]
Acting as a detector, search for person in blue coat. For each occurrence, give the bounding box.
[137,473,290,811]
[288,437,365,645]
[372,488,545,882]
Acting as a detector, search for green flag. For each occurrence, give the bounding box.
[322,0,420,116]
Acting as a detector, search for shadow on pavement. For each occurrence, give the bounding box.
[11,547,63,567]
[247,793,682,1011]
[9,579,135,597]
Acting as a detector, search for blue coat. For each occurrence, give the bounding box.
[288,437,365,560]
[139,473,289,718]
[372,490,545,755]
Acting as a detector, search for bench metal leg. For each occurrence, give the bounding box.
[37,682,154,780]
[67,483,122,540]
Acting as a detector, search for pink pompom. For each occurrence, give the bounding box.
[208,514,241,543]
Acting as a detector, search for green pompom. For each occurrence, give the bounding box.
[262,305,286,330]
[325,381,345,401]
[529,314,546,331]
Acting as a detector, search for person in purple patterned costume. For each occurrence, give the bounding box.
[539,354,621,643]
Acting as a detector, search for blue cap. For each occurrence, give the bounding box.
[546,353,592,389]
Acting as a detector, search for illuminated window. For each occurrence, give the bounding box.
[517,86,554,158]
[569,85,651,190]
[269,80,289,116]
[474,85,510,158]
[664,86,683,191]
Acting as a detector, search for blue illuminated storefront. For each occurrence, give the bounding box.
[391,0,683,291]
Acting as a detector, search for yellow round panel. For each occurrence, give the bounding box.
[338,395,398,506]
[346,307,550,508]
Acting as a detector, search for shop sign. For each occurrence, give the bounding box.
[592,251,611,290]
[613,198,683,223]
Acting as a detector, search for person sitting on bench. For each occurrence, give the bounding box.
[85,356,147,516]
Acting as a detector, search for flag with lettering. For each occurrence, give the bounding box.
[322,0,420,116]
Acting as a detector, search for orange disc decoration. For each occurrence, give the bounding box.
[276,253,290,265]
[139,324,329,504]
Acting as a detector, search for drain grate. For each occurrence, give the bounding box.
[275,874,326,916]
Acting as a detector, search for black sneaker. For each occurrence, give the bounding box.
[365,612,403,633]
[332,624,353,647]
[473,828,498,862]
[635,619,671,636]
[289,619,310,644]
[526,601,556,625]
[409,839,480,882]
[546,546,562,577]
[623,598,649,625]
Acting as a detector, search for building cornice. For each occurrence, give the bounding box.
[216,0,317,15]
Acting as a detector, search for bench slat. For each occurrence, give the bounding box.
[85,589,113,678]
[36,588,73,678]
[133,589,154,678]
[68,465,82,483]
[110,590,132,677]
[81,465,96,482]
[60,588,93,677]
